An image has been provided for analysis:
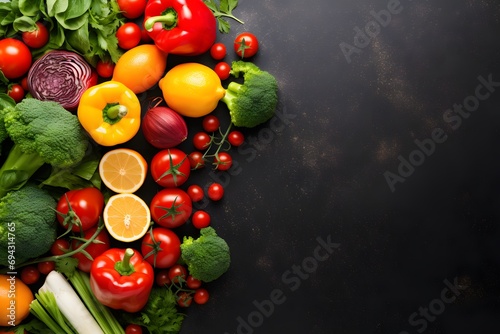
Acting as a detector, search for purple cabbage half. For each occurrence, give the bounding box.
[27,50,97,111]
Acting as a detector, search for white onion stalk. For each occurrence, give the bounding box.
[39,271,104,334]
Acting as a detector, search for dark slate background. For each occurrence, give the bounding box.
[140,0,500,333]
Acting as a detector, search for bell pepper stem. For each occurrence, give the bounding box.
[144,9,177,31]
[115,248,135,276]
[107,104,128,120]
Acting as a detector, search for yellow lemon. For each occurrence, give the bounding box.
[159,63,226,118]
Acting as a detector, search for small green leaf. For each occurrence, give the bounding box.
[13,16,37,32]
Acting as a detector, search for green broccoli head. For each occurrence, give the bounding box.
[221,61,278,128]
[3,98,89,168]
[180,227,230,282]
[0,184,58,266]
[0,93,16,156]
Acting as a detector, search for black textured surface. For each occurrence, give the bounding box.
[148,0,500,333]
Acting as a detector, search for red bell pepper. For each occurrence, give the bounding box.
[143,0,217,56]
[90,248,154,312]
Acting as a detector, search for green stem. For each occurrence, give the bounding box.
[114,248,135,276]
[144,9,177,31]
[30,298,67,334]
[106,104,128,119]
[68,271,125,334]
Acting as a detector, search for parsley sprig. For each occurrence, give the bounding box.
[204,0,244,33]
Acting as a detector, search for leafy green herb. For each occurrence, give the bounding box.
[120,287,185,334]
[204,0,244,33]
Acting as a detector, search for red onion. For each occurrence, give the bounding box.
[142,106,188,148]
[27,50,97,111]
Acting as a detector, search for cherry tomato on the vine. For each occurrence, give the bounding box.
[228,130,245,147]
[194,288,210,305]
[186,275,202,289]
[168,264,188,284]
[150,188,193,228]
[214,62,231,80]
[116,22,142,50]
[71,227,111,273]
[210,42,226,60]
[21,22,49,49]
[56,187,105,232]
[151,148,191,188]
[193,132,212,151]
[177,291,193,308]
[7,84,25,103]
[141,227,181,268]
[37,261,55,275]
[125,324,143,334]
[50,239,70,256]
[155,269,171,286]
[188,151,206,169]
[0,38,32,79]
[117,0,147,19]
[234,32,259,58]
[202,115,220,133]
[214,152,233,171]
[187,184,204,202]
[96,60,115,78]
[20,266,40,285]
[192,210,211,229]
[208,183,224,201]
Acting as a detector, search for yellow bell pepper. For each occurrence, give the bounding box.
[77,81,141,146]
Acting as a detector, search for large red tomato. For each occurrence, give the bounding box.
[150,188,192,228]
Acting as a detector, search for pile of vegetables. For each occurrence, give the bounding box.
[0,0,280,333]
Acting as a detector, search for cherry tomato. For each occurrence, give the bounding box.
[117,0,147,19]
[192,210,211,229]
[151,148,191,188]
[50,239,70,256]
[214,62,231,80]
[187,184,204,202]
[20,266,40,285]
[186,275,202,289]
[0,38,32,79]
[192,132,212,151]
[208,183,224,201]
[7,83,25,103]
[168,264,188,284]
[37,261,56,275]
[116,22,142,50]
[150,188,193,228]
[21,22,49,49]
[234,32,259,58]
[188,151,206,169]
[20,77,29,91]
[210,42,226,60]
[194,288,210,305]
[202,115,220,133]
[71,227,111,273]
[155,269,171,286]
[56,187,105,232]
[177,291,193,308]
[96,60,115,78]
[214,152,233,171]
[141,227,181,269]
[125,324,143,334]
[228,130,245,147]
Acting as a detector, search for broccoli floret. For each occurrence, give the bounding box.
[0,98,89,197]
[0,184,57,266]
[0,93,16,156]
[220,61,278,128]
[180,227,230,282]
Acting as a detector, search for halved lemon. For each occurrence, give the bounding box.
[99,148,147,194]
[103,193,151,242]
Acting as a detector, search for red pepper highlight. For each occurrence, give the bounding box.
[90,248,154,313]
[143,0,217,56]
